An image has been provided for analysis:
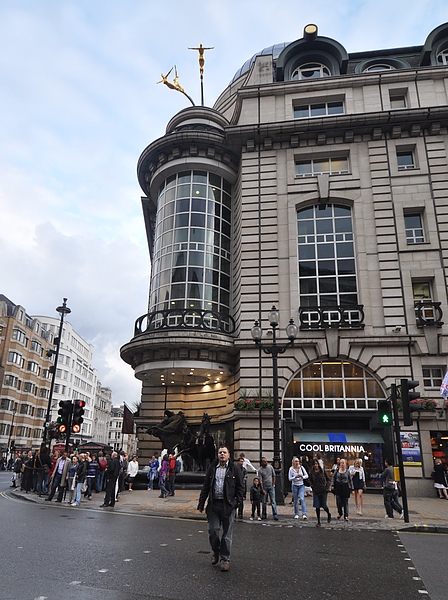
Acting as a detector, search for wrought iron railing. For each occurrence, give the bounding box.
[415,301,443,327]
[134,308,236,336]
[299,304,365,329]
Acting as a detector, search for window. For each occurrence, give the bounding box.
[292,63,331,80]
[390,93,406,109]
[4,375,19,388]
[23,382,36,394]
[295,157,349,178]
[413,281,435,323]
[397,150,415,170]
[1,398,10,410]
[20,404,28,415]
[12,329,27,344]
[422,367,443,388]
[297,204,361,327]
[437,48,448,65]
[364,63,395,72]
[294,101,344,119]
[8,351,24,367]
[404,213,425,244]
[27,361,40,375]
[30,340,42,353]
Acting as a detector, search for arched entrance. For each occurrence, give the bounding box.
[282,360,390,489]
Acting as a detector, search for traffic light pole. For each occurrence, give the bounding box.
[64,405,73,454]
[391,383,410,523]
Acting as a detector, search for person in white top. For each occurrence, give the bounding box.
[127,455,139,491]
[349,458,366,515]
[239,453,257,473]
[288,457,308,520]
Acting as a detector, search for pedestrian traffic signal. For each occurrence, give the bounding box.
[401,379,421,426]
[72,400,85,433]
[57,400,73,433]
[377,400,392,426]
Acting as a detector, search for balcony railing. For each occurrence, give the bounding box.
[134,308,236,336]
[299,304,365,330]
[415,301,444,327]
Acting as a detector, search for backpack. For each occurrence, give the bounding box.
[99,457,107,471]
[175,459,182,474]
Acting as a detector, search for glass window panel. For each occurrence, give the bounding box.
[339,277,357,292]
[187,283,202,298]
[298,220,315,235]
[160,255,171,270]
[331,157,348,172]
[317,244,334,259]
[313,159,329,173]
[176,184,191,199]
[222,222,231,237]
[190,213,206,228]
[164,201,175,217]
[192,198,206,212]
[340,294,358,306]
[412,281,431,300]
[175,214,189,228]
[336,242,354,258]
[328,102,344,114]
[176,198,190,212]
[220,273,230,289]
[299,262,316,277]
[299,245,315,259]
[161,231,173,247]
[294,105,309,118]
[316,219,333,234]
[190,228,205,242]
[174,228,189,243]
[172,268,186,282]
[345,380,365,398]
[220,290,230,306]
[310,103,326,116]
[337,259,355,274]
[318,260,335,275]
[221,258,230,274]
[333,205,351,216]
[170,284,185,299]
[222,207,231,223]
[320,295,338,306]
[173,252,187,266]
[303,380,322,398]
[324,379,343,398]
[209,173,220,187]
[192,183,207,198]
[188,252,204,267]
[296,161,312,176]
[300,295,318,306]
[297,207,314,219]
[178,171,191,184]
[320,278,337,293]
[165,187,176,201]
[335,218,352,233]
[343,363,363,378]
[323,362,342,378]
[300,279,317,294]
[285,379,302,397]
[366,379,383,398]
[193,171,207,183]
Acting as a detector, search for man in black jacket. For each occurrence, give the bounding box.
[101,451,120,508]
[197,446,244,572]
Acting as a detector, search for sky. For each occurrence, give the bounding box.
[1,0,447,408]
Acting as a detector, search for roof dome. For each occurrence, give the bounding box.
[230,41,291,83]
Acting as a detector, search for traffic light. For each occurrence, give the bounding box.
[377,400,392,426]
[401,379,421,426]
[10,440,16,452]
[57,400,73,433]
[72,400,85,433]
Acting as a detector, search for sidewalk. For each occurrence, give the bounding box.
[11,486,448,531]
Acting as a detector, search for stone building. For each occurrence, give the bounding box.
[121,23,448,494]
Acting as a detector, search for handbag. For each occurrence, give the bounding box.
[301,466,310,488]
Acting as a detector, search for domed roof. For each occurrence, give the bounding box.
[230,41,291,83]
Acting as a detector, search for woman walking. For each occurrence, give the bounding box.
[331,458,353,521]
[433,459,448,499]
[72,454,87,507]
[309,458,331,527]
[349,458,366,515]
[127,455,139,491]
[288,457,308,520]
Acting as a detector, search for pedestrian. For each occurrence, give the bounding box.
[11,454,23,488]
[127,455,139,491]
[85,454,99,499]
[21,451,34,493]
[249,477,263,520]
[236,456,247,520]
[309,458,332,527]
[147,454,159,490]
[432,459,448,499]
[158,455,170,498]
[101,451,120,508]
[381,458,403,519]
[301,455,313,496]
[167,453,177,496]
[66,456,79,504]
[197,446,244,572]
[288,457,308,520]
[331,457,341,475]
[258,457,279,521]
[96,452,107,493]
[239,452,257,473]
[72,454,87,507]
[331,458,353,521]
[46,452,71,503]
[349,458,367,515]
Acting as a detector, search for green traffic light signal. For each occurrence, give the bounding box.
[378,400,392,426]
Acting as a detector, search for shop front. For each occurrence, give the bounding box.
[290,430,387,489]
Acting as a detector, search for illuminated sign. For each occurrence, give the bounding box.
[297,443,366,453]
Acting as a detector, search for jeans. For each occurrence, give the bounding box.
[159,476,168,497]
[336,494,350,518]
[75,481,83,505]
[292,484,306,516]
[167,474,176,495]
[148,471,158,490]
[262,485,278,518]
[208,500,235,563]
[47,472,62,501]
[383,489,402,517]
[96,470,105,493]
[85,477,95,498]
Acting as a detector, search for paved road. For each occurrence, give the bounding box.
[2,472,445,600]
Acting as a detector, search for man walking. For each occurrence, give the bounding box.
[197,446,244,572]
[258,456,279,521]
[45,452,70,503]
[381,458,404,519]
[101,451,120,508]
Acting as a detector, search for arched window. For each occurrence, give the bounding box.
[437,48,448,65]
[282,360,385,418]
[291,63,331,80]
[364,63,395,72]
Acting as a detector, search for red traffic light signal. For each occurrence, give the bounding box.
[72,400,85,433]
[57,400,73,433]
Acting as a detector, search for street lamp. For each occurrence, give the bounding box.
[6,406,17,463]
[42,298,71,448]
[251,305,298,505]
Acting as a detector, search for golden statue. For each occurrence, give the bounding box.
[157,66,194,106]
[188,44,214,106]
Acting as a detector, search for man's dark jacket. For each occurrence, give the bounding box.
[197,459,244,518]
[106,456,120,480]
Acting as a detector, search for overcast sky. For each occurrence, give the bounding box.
[1,0,447,408]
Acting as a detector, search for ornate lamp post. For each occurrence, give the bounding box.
[251,306,298,505]
[42,298,71,448]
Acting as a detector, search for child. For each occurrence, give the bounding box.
[250,477,263,520]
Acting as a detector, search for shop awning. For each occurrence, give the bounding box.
[293,431,384,444]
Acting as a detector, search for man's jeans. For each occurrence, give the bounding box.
[208,500,235,563]
[383,489,402,517]
[262,485,278,518]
